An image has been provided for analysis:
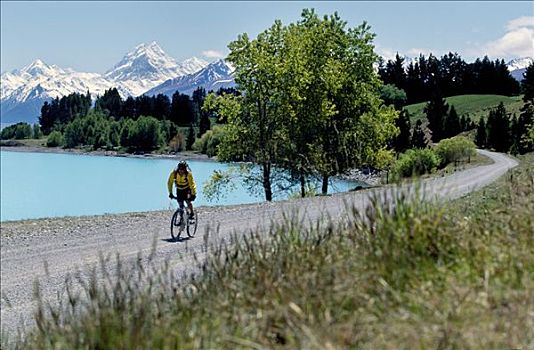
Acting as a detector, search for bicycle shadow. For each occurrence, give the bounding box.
[162,236,192,243]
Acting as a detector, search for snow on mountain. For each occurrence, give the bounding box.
[144,59,235,97]
[507,57,533,82]
[1,42,209,123]
[104,42,208,96]
[1,60,115,123]
[507,57,533,71]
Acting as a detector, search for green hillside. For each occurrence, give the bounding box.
[404,94,524,122]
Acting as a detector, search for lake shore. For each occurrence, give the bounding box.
[0,142,215,162]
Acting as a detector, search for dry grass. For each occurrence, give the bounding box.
[3,154,534,349]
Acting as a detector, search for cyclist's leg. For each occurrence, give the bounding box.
[186,189,194,218]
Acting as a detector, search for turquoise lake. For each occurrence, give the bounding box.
[0,150,362,222]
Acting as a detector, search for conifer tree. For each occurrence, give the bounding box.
[393,109,411,152]
[411,119,427,148]
[198,111,211,138]
[424,89,448,142]
[186,123,195,151]
[475,117,487,148]
[444,105,461,138]
[486,103,510,152]
[516,63,534,153]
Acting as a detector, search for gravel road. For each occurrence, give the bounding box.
[0,149,518,337]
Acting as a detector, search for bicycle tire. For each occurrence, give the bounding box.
[170,209,183,240]
[186,211,198,237]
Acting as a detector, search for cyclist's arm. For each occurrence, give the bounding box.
[167,171,175,195]
[188,173,197,196]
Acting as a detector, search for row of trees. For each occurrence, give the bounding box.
[0,122,42,140]
[47,110,185,152]
[379,53,520,105]
[206,10,398,200]
[38,86,235,141]
[472,64,534,154]
[390,105,475,154]
[39,92,92,134]
[94,88,205,127]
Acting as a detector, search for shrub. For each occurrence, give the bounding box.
[192,125,224,157]
[46,131,64,147]
[392,148,440,178]
[169,132,185,152]
[32,124,43,139]
[434,135,476,167]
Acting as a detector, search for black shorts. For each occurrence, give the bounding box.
[176,188,196,202]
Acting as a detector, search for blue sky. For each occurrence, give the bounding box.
[1,1,533,74]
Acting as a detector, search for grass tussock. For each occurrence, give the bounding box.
[3,154,534,349]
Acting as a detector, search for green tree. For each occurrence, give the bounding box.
[284,10,398,195]
[444,105,461,138]
[1,122,32,140]
[475,117,487,148]
[186,123,195,151]
[46,131,64,147]
[424,89,448,142]
[411,119,428,149]
[219,19,289,201]
[393,110,411,152]
[516,63,534,154]
[380,84,407,110]
[434,136,476,166]
[198,112,211,138]
[486,103,511,152]
[32,124,43,139]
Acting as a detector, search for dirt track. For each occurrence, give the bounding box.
[0,150,518,336]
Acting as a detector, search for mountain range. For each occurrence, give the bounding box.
[0,41,531,125]
[0,42,234,124]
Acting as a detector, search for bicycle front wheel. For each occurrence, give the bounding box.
[186,211,198,238]
[170,209,182,240]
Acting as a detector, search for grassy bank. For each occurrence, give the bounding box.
[5,154,534,349]
[404,94,524,122]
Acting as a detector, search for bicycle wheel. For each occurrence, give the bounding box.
[170,209,183,240]
[186,211,198,237]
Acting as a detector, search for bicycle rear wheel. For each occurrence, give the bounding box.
[170,209,183,240]
[186,211,198,237]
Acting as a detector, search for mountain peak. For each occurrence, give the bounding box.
[21,59,56,76]
[507,57,533,71]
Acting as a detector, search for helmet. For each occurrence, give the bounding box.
[177,160,188,171]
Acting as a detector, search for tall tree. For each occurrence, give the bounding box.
[444,105,461,138]
[411,119,428,149]
[486,102,511,152]
[424,89,448,142]
[475,117,487,148]
[392,109,411,152]
[221,20,288,201]
[192,87,207,124]
[516,63,534,153]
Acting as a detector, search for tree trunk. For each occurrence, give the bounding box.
[321,175,329,195]
[263,162,272,201]
[300,173,306,198]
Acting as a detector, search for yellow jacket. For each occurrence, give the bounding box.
[167,170,197,196]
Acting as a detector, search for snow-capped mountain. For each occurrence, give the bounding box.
[145,59,235,97]
[104,41,208,96]
[1,42,209,124]
[1,60,115,124]
[507,57,533,82]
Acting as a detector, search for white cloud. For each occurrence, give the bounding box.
[506,16,534,31]
[202,50,225,59]
[472,16,534,58]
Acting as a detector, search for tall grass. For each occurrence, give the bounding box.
[4,154,534,349]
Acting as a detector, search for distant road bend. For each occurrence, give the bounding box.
[0,149,519,336]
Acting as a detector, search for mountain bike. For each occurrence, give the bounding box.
[170,199,198,240]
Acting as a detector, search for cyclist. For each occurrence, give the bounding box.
[167,160,197,222]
